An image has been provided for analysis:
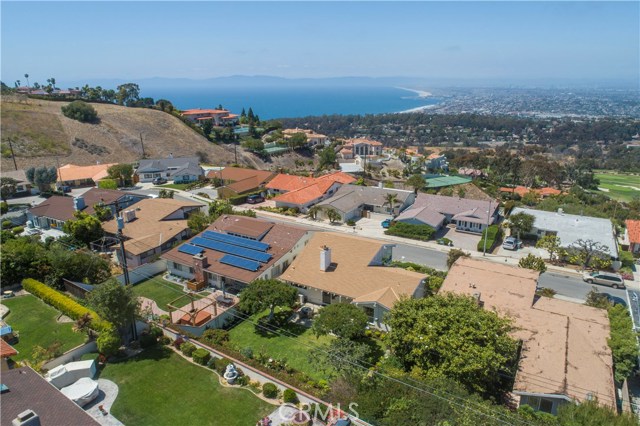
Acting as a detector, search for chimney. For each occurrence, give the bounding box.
[73,196,85,211]
[12,410,41,426]
[320,245,331,271]
[193,253,208,283]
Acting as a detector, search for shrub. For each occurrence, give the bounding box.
[346,219,356,226]
[608,304,638,382]
[536,287,557,298]
[283,388,298,403]
[518,254,547,272]
[262,382,278,398]
[139,333,157,348]
[22,278,111,332]
[236,375,250,386]
[477,225,502,252]
[0,202,8,214]
[192,348,211,365]
[180,342,197,357]
[11,226,24,234]
[159,336,172,345]
[149,326,163,338]
[97,328,121,357]
[200,329,229,346]
[2,220,12,229]
[447,249,470,269]
[97,179,118,190]
[213,357,233,375]
[61,100,98,123]
[385,222,435,241]
[240,347,254,359]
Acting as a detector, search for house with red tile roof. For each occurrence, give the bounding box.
[266,172,356,212]
[625,219,640,254]
[180,108,239,125]
[339,137,383,159]
[57,163,118,187]
[282,128,330,148]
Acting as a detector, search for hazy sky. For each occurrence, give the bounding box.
[2,1,638,86]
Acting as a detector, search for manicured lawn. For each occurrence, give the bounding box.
[100,346,273,426]
[595,172,640,202]
[227,307,334,381]
[132,276,207,311]
[159,183,191,190]
[3,295,85,361]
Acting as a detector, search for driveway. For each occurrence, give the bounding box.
[434,227,481,252]
[495,241,547,259]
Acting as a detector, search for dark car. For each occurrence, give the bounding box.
[152,177,167,185]
[246,194,265,204]
[603,293,627,307]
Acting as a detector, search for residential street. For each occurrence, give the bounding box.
[538,271,628,303]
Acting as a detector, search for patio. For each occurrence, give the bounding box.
[169,290,239,326]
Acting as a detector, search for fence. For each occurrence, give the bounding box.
[114,259,167,285]
[42,341,97,371]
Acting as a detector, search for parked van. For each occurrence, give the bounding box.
[582,271,625,289]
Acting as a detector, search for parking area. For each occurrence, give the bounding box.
[433,227,482,252]
[495,241,547,259]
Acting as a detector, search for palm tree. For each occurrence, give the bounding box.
[24,73,30,88]
[383,193,398,214]
[307,205,322,220]
[325,208,341,224]
[72,313,94,339]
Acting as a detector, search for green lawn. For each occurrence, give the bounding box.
[159,183,191,190]
[3,295,85,361]
[100,346,273,426]
[595,172,640,202]
[227,307,334,381]
[132,276,205,311]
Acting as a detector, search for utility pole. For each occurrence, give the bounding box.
[139,133,146,159]
[7,138,17,171]
[483,200,492,256]
[116,217,137,341]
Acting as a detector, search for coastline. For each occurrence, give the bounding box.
[396,86,433,98]
[399,104,439,114]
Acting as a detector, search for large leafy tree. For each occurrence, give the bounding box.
[406,174,426,194]
[507,212,535,239]
[187,210,210,233]
[107,164,134,187]
[238,279,298,322]
[311,338,372,378]
[386,293,518,397]
[318,146,337,170]
[61,100,98,123]
[63,211,104,247]
[0,177,17,201]
[312,303,369,340]
[0,237,50,287]
[88,279,139,330]
[25,166,57,192]
[572,238,610,269]
[116,83,140,106]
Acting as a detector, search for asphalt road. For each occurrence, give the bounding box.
[392,244,448,271]
[538,271,628,302]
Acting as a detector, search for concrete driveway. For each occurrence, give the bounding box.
[434,227,481,252]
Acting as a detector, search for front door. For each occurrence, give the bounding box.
[322,291,332,305]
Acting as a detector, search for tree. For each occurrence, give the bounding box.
[507,212,535,240]
[201,119,213,139]
[241,138,265,153]
[312,303,369,340]
[62,211,104,247]
[607,304,639,383]
[61,101,98,123]
[288,132,308,149]
[386,294,518,397]
[447,248,470,269]
[238,279,298,322]
[307,205,322,220]
[97,328,121,357]
[92,203,112,221]
[0,177,17,201]
[73,313,95,339]
[208,199,234,220]
[187,210,210,233]
[97,179,118,190]
[557,400,637,426]
[383,193,398,214]
[311,338,372,378]
[406,174,426,194]
[24,73,30,88]
[107,164,134,187]
[325,208,341,223]
[585,287,612,310]
[535,235,562,262]
[518,254,547,272]
[572,238,610,270]
[87,279,139,330]
[45,245,111,288]
[116,83,140,106]
[318,146,337,170]
[158,189,174,199]
[26,166,57,192]
[0,236,50,286]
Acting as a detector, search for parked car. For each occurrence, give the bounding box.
[437,238,453,246]
[603,293,627,307]
[381,219,392,228]
[502,236,523,250]
[152,177,167,185]
[582,271,625,289]
[246,194,265,204]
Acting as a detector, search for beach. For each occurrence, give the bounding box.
[396,86,433,98]
[399,104,439,113]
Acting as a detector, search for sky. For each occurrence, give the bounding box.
[1,1,639,87]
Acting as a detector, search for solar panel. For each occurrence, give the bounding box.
[191,237,272,263]
[202,230,270,252]
[178,244,204,255]
[219,254,260,271]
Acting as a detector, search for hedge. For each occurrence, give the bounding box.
[180,342,197,357]
[192,348,211,365]
[477,225,502,252]
[385,222,435,241]
[262,382,278,398]
[140,333,157,348]
[283,388,298,403]
[22,278,112,332]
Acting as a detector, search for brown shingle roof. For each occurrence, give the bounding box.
[206,167,274,183]
[280,233,424,309]
[440,258,615,407]
[0,367,100,426]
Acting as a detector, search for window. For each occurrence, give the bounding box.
[539,399,553,414]
[174,263,183,271]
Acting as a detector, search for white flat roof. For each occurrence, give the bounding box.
[511,207,618,257]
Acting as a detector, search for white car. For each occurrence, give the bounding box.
[502,237,523,250]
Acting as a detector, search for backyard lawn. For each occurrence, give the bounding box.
[100,346,273,426]
[595,172,640,202]
[2,295,85,361]
[227,307,334,381]
[132,276,203,311]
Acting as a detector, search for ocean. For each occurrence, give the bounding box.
[140,86,440,119]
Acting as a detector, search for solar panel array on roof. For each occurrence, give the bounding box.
[202,230,270,251]
[219,254,261,271]
[178,244,204,256]
[191,237,272,263]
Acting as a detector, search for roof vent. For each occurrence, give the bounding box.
[12,410,40,426]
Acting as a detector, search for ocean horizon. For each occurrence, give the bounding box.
[140,86,441,119]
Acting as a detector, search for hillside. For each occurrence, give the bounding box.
[0,97,310,172]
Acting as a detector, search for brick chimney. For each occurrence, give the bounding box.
[320,245,331,271]
[192,253,208,283]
